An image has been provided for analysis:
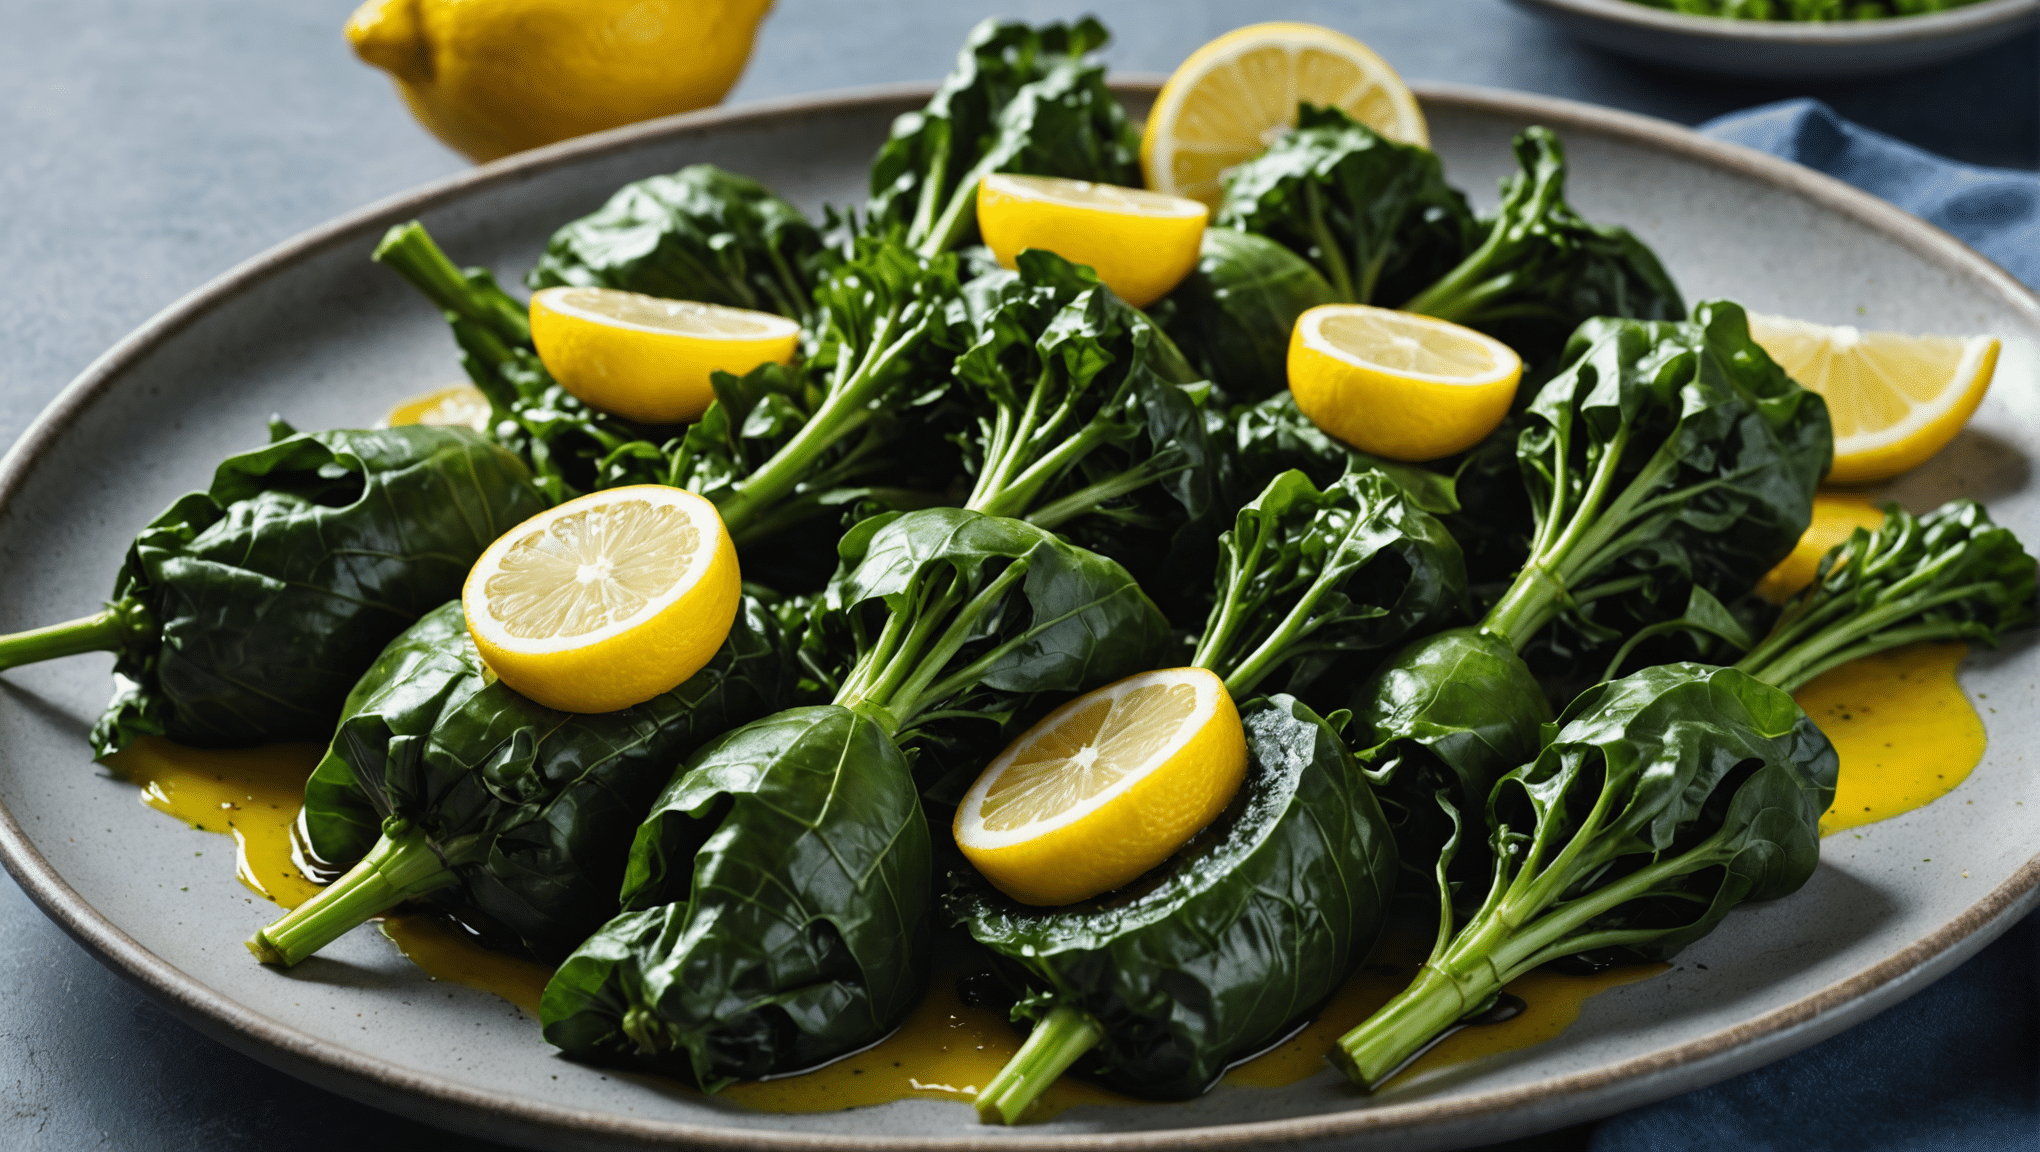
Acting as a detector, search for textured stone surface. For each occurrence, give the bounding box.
[0,3,2032,1150]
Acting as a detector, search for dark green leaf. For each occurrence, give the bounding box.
[93,426,547,755]
[1483,300,1832,667]
[1333,663,1836,1087]
[540,704,931,1089]
[1218,104,1476,307]
[1403,127,1685,365]
[295,593,793,959]
[950,694,1398,1100]
[526,165,837,323]
[1191,469,1468,702]
[865,17,1140,255]
[1152,227,1337,403]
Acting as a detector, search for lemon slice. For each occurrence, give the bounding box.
[528,287,799,425]
[384,383,491,432]
[1748,313,1998,485]
[976,174,1209,308]
[1287,303,1521,462]
[954,667,1247,906]
[463,484,741,713]
[1142,23,1427,208]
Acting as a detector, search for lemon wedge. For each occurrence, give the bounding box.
[976,173,1209,308]
[1287,303,1521,462]
[384,383,491,432]
[1748,313,1998,485]
[1141,22,1427,208]
[954,667,1247,907]
[463,485,741,713]
[529,287,800,425]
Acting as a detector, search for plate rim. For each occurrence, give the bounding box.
[1505,0,2040,46]
[2,78,2038,1151]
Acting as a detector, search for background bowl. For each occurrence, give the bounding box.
[1505,0,2040,79]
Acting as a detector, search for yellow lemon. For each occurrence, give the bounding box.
[344,0,772,163]
[463,485,741,713]
[954,667,1247,907]
[1754,492,1889,603]
[384,383,491,432]
[976,174,1209,308]
[1141,22,1427,208]
[1748,313,1999,485]
[529,287,799,425]
[1287,304,1521,462]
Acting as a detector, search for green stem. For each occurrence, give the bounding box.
[246,821,457,967]
[714,307,912,536]
[975,1005,1104,1125]
[371,222,530,346]
[0,599,155,672]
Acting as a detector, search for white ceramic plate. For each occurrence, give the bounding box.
[1,82,2036,1152]
[1504,0,2040,80]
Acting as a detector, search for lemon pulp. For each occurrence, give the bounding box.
[464,485,740,713]
[955,667,1247,906]
[1748,313,1998,484]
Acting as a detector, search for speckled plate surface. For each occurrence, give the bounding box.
[1505,0,2040,80]
[0,82,2036,1152]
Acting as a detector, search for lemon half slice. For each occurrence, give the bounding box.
[954,667,1247,906]
[463,485,741,713]
[1142,23,1427,208]
[1748,313,1998,485]
[529,287,799,425]
[977,174,1209,308]
[1288,303,1521,462]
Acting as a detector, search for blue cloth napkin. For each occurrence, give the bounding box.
[1588,99,2040,1152]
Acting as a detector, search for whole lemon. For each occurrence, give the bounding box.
[346,0,773,163]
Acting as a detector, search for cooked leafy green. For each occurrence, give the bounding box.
[1630,0,1987,20]
[1482,300,1832,664]
[541,705,930,1089]
[1403,127,1685,362]
[1727,499,2038,691]
[957,695,1397,1118]
[866,17,1140,256]
[539,508,1173,1084]
[1334,663,1837,1089]
[526,165,835,323]
[252,593,792,966]
[1190,469,1467,701]
[0,423,546,756]
[1153,227,1336,403]
[1233,391,1462,516]
[951,251,1221,544]
[1218,104,1476,307]
[1348,624,1553,882]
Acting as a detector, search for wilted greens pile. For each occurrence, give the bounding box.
[7,12,2033,1128]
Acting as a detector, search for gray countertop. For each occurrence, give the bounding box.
[2,3,2034,1149]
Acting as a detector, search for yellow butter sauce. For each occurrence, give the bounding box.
[1799,641,1987,836]
[101,738,324,907]
[378,913,551,1016]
